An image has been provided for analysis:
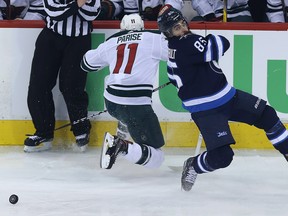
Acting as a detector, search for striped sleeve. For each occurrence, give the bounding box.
[185,34,230,64]
[79,0,101,21]
[204,34,230,62]
[43,0,78,21]
[44,0,101,36]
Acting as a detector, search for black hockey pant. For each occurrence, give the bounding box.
[27,28,91,137]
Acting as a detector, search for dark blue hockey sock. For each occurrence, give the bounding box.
[193,151,215,174]
[193,145,234,173]
[266,120,288,154]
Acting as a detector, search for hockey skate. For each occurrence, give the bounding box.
[75,133,90,152]
[181,157,198,191]
[100,132,129,169]
[24,135,53,153]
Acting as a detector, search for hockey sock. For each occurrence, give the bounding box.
[266,120,288,154]
[193,145,234,174]
[193,152,215,174]
[123,143,164,168]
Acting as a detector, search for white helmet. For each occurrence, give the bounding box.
[120,14,144,31]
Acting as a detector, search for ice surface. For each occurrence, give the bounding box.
[0,146,287,216]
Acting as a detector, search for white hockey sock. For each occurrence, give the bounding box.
[123,143,164,168]
[123,142,142,163]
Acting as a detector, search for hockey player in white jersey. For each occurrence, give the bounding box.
[191,0,253,22]
[81,14,168,169]
[23,0,46,20]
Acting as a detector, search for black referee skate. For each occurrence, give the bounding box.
[75,133,90,152]
[100,132,129,169]
[181,157,198,191]
[24,135,53,153]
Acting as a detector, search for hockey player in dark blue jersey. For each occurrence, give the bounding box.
[157,5,288,192]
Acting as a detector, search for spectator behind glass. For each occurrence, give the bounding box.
[191,0,223,21]
[23,0,46,20]
[191,0,254,22]
[284,0,288,21]
[266,0,286,22]
[0,1,2,20]
[248,0,267,22]
[0,0,29,19]
[97,0,183,21]
[95,0,124,20]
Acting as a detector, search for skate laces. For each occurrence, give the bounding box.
[183,158,197,183]
[185,167,197,183]
[75,133,88,140]
[114,138,124,155]
[111,137,128,157]
[29,135,41,140]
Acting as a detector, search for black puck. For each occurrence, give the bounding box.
[9,194,19,204]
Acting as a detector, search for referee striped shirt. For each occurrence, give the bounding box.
[43,0,101,37]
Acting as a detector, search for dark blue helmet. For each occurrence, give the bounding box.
[157,5,187,38]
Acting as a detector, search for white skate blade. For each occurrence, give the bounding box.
[101,155,111,169]
[100,132,114,169]
[168,166,182,172]
[24,142,52,153]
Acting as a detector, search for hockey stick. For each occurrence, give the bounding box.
[223,0,227,22]
[52,81,171,131]
[53,110,108,131]
[152,81,171,92]
[168,132,203,171]
[25,81,171,136]
[194,133,202,156]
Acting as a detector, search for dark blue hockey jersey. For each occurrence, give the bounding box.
[167,32,236,113]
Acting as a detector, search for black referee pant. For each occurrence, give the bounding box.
[27,28,91,138]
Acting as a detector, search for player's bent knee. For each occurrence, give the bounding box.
[254,105,279,131]
[207,145,234,169]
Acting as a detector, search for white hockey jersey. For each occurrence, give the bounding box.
[122,0,183,15]
[23,0,46,20]
[81,30,168,105]
[191,0,223,18]
[0,0,29,19]
[266,0,286,22]
[191,0,251,19]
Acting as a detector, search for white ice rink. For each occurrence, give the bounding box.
[0,146,287,216]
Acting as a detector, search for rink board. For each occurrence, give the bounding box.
[1,21,288,149]
[0,120,275,149]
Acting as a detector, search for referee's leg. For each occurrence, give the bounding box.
[27,29,61,137]
[59,35,91,137]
